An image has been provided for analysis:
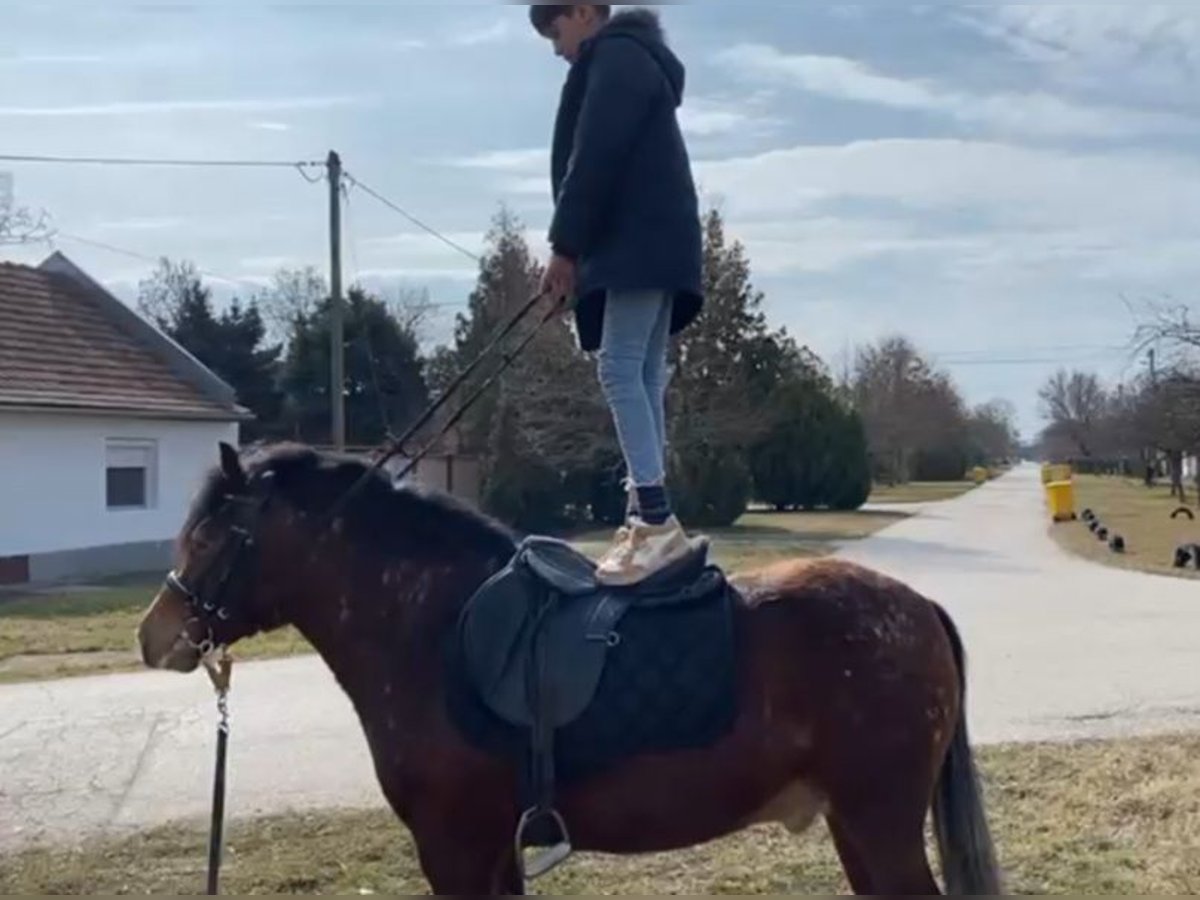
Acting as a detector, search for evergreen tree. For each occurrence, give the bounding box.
[435,205,613,528]
[666,208,778,525]
[137,258,282,440]
[280,287,429,446]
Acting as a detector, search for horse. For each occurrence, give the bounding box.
[136,442,1002,895]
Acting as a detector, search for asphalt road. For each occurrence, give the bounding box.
[2,463,1197,852]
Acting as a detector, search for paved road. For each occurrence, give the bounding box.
[2,463,1197,852]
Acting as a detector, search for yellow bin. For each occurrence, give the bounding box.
[972,466,988,485]
[1046,480,1076,522]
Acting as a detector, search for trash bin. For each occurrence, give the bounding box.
[1046,480,1076,522]
[972,466,988,485]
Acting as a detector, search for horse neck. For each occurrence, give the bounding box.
[277,530,501,720]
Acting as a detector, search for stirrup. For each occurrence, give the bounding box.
[515,807,572,881]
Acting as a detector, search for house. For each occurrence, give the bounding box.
[0,252,251,586]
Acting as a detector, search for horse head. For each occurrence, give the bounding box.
[137,441,289,672]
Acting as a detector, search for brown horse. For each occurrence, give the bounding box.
[137,442,1002,895]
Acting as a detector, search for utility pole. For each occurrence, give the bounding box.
[327,150,345,450]
[1148,347,1157,386]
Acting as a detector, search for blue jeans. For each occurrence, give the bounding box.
[596,289,674,487]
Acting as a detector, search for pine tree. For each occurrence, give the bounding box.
[436,205,614,528]
[279,287,430,446]
[137,258,282,440]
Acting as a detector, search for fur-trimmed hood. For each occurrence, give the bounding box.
[586,7,685,104]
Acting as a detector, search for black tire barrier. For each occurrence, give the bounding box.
[1082,508,1096,523]
[1174,544,1200,570]
[1109,535,1126,553]
[1097,527,1109,541]
[1171,507,1196,521]
[1088,520,1101,533]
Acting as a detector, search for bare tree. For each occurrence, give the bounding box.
[252,266,328,344]
[1037,369,1107,458]
[0,175,54,245]
[851,336,969,482]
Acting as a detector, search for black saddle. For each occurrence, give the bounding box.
[455,533,732,880]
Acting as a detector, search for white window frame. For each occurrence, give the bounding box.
[105,438,158,511]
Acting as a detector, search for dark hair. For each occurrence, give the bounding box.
[529,4,612,35]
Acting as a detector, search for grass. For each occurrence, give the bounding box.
[0,574,312,685]
[869,479,980,504]
[3,732,1198,894]
[1051,475,1200,581]
[0,507,905,686]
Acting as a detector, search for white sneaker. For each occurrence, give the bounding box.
[594,515,699,587]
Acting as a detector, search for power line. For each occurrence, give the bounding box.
[53,231,253,288]
[0,152,323,170]
[342,171,482,266]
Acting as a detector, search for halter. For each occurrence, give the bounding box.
[161,490,272,658]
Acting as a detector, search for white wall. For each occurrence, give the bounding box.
[0,411,237,557]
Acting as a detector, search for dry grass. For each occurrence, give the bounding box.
[869,480,978,504]
[3,732,1198,895]
[0,576,312,685]
[1051,475,1200,580]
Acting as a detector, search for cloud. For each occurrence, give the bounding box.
[695,137,1200,291]
[716,43,1199,139]
[963,6,1200,70]
[445,148,549,172]
[679,97,781,138]
[449,20,514,47]
[92,216,186,233]
[0,95,374,118]
[250,121,292,132]
[2,53,112,65]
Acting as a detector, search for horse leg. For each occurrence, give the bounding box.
[826,815,874,895]
[411,827,518,895]
[828,801,940,896]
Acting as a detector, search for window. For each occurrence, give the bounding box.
[106,439,157,510]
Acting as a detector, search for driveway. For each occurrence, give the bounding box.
[2,463,1197,852]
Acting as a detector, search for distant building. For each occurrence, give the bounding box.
[0,252,250,585]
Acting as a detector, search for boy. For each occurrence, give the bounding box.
[531,3,706,586]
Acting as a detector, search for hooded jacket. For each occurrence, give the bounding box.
[548,8,704,353]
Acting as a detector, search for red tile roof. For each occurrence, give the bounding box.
[0,257,246,420]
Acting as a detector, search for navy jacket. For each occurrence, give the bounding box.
[548,8,703,352]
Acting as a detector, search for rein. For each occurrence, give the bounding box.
[170,289,562,894]
[325,290,559,523]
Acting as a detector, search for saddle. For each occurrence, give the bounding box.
[456,533,729,880]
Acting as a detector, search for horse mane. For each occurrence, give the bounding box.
[184,442,518,565]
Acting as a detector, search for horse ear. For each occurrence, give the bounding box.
[219,442,247,489]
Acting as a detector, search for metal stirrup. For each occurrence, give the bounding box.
[515,807,572,881]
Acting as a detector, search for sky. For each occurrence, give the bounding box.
[2,2,1198,439]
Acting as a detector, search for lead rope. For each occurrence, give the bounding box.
[202,651,233,895]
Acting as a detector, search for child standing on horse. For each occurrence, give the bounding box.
[531,3,705,586]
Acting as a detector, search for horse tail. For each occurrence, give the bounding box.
[930,602,1003,895]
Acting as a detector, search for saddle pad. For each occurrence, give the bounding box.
[445,580,740,785]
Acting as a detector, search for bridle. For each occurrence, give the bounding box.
[161,490,273,661]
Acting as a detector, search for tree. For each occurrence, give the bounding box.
[137,258,283,439]
[279,286,429,447]
[850,336,969,483]
[967,400,1019,466]
[433,205,613,528]
[666,208,782,525]
[1037,369,1108,458]
[252,266,327,347]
